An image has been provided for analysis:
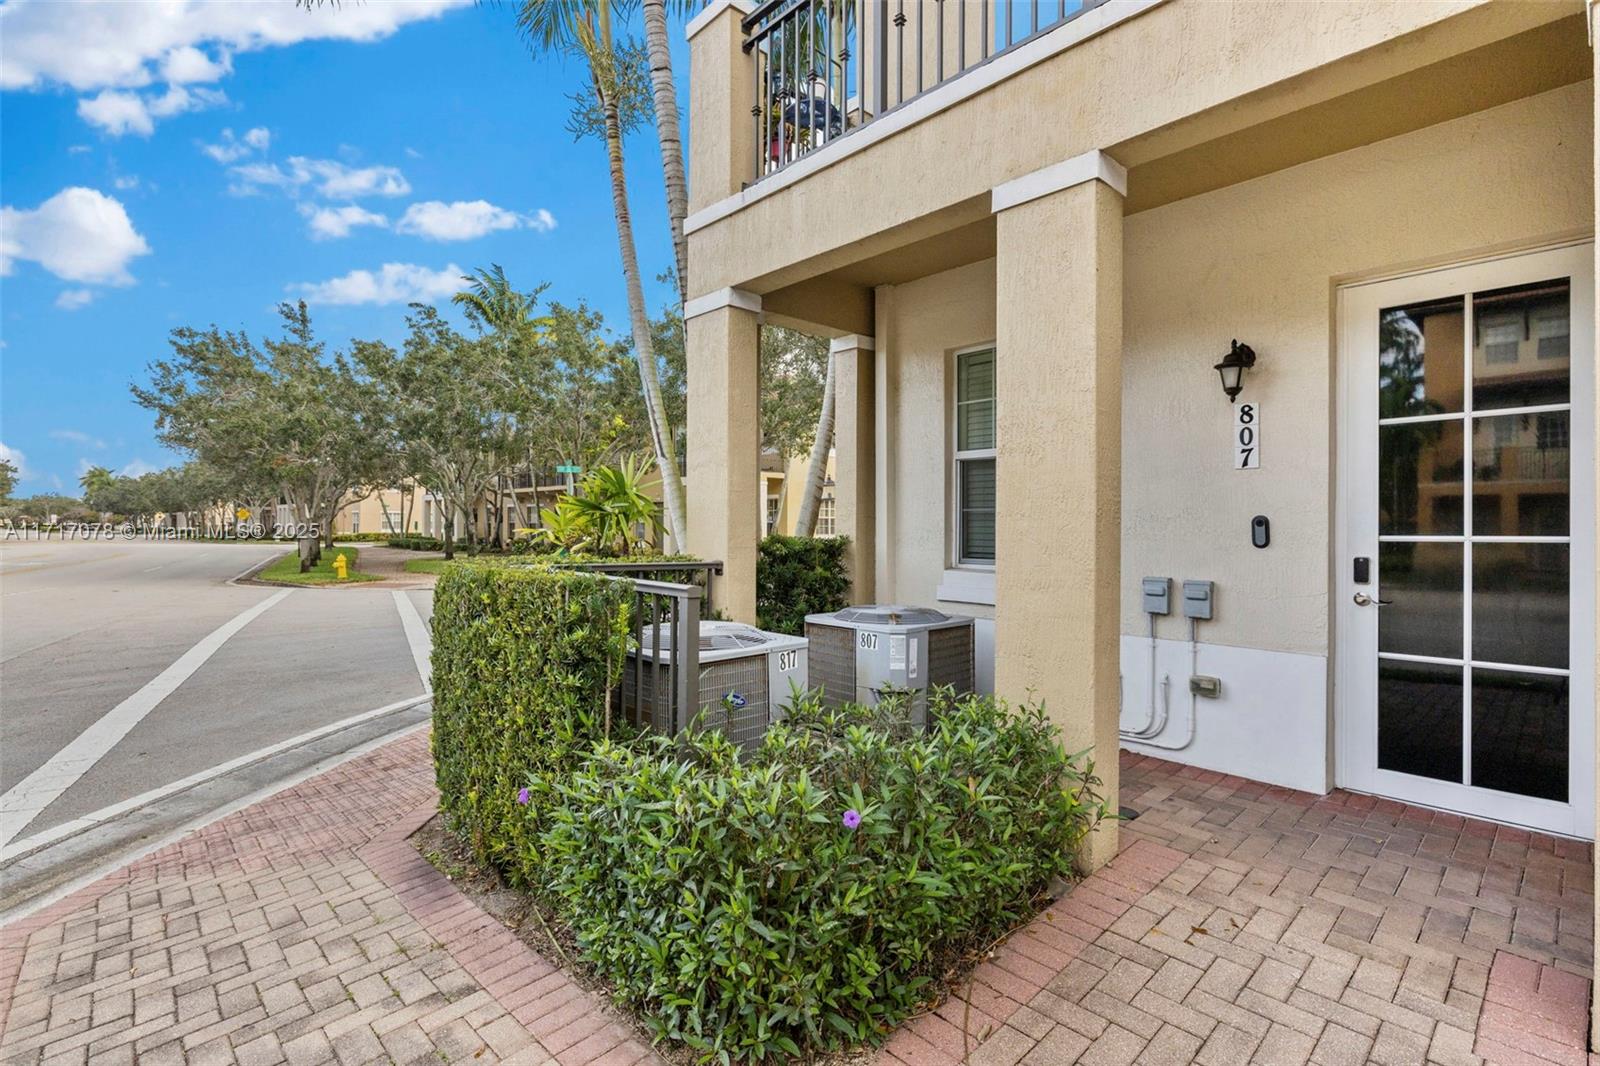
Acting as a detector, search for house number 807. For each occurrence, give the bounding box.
[1235,402,1260,469]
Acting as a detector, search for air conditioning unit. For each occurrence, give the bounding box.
[804,605,975,727]
[622,621,807,750]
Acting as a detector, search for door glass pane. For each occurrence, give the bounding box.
[1473,543,1568,669]
[1379,542,1462,659]
[1379,660,1462,782]
[1471,668,1567,801]
[1471,411,1569,535]
[1380,421,1464,534]
[1381,297,1464,416]
[1472,279,1570,410]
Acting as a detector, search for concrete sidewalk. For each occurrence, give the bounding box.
[0,734,1592,1065]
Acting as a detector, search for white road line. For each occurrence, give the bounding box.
[0,693,432,864]
[0,589,294,848]
[142,565,166,573]
[393,591,432,693]
[0,719,431,929]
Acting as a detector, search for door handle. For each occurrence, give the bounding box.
[1353,592,1393,607]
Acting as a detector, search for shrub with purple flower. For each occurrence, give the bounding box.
[841,809,861,830]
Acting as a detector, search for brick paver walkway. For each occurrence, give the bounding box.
[1,738,1592,1065]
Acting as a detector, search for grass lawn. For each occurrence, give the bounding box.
[261,546,382,585]
[403,558,450,576]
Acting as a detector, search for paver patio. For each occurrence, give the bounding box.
[0,734,1591,1065]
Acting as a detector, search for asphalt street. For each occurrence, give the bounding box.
[0,537,434,897]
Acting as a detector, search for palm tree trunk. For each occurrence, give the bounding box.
[795,349,837,536]
[642,0,689,309]
[597,63,689,550]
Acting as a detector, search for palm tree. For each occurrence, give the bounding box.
[641,0,689,309]
[793,348,836,536]
[78,465,116,511]
[516,0,689,551]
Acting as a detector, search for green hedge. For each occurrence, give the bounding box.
[431,562,633,881]
[756,534,851,634]
[388,535,443,551]
[532,691,1105,1061]
[333,531,393,542]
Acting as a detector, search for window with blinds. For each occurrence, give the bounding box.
[955,348,997,565]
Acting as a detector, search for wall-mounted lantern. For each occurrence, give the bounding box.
[1213,339,1257,403]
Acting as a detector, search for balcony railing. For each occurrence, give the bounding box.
[743,0,1108,179]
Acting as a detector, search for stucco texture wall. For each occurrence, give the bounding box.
[874,82,1591,660]
[1122,81,1591,656]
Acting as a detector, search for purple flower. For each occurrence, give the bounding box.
[516,787,531,806]
[842,809,861,830]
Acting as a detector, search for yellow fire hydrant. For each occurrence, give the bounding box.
[333,552,348,581]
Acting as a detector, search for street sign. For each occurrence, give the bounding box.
[555,464,582,474]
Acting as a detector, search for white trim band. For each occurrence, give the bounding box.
[684,287,762,320]
[991,149,1127,213]
[686,0,754,41]
[829,334,876,353]
[684,0,1161,235]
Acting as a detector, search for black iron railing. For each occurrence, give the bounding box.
[553,560,724,617]
[743,0,1108,179]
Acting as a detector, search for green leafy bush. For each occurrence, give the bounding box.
[431,562,633,882]
[532,690,1104,1061]
[756,534,851,634]
[387,535,443,551]
[333,531,393,542]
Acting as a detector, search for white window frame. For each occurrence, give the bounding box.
[816,496,836,537]
[940,343,998,605]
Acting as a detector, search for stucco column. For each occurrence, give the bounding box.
[992,151,1125,871]
[832,334,877,603]
[686,0,756,215]
[686,289,763,624]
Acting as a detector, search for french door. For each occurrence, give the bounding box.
[1337,243,1595,837]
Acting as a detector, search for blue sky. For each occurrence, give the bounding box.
[0,0,686,496]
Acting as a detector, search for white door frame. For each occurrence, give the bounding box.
[1335,241,1595,838]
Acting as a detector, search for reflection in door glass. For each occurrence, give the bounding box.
[1471,411,1569,535]
[1380,298,1464,415]
[1472,279,1570,410]
[1470,668,1567,801]
[1380,422,1464,534]
[1378,543,1462,659]
[1473,544,1569,669]
[1378,661,1462,783]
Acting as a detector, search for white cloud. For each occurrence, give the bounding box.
[394,200,554,242]
[77,83,225,137]
[119,458,158,478]
[51,430,108,449]
[299,203,388,241]
[0,443,32,479]
[1,187,151,285]
[229,156,409,199]
[160,45,230,85]
[112,175,140,190]
[55,288,97,310]
[201,125,271,164]
[0,1,467,92]
[291,262,468,306]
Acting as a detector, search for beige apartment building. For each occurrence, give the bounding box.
[761,448,839,536]
[682,0,1596,894]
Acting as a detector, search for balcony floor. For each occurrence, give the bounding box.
[878,751,1595,1066]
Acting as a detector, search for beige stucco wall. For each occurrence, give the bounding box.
[688,0,1578,297]
[871,82,1592,659]
[876,259,997,618]
[1123,80,1591,654]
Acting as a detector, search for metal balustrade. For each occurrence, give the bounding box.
[742,0,1108,179]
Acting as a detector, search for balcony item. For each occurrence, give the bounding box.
[743,0,1111,179]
